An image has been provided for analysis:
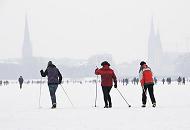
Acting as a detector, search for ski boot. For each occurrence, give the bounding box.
[141,104,146,107]
[104,105,108,108]
[152,103,156,107]
[51,103,56,109]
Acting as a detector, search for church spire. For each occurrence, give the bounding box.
[148,16,156,62]
[156,28,163,52]
[148,16,163,73]
[150,16,155,37]
[22,14,32,60]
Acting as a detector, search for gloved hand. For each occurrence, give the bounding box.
[59,80,62,84]
[95,67,99,75]
[114,84,117,88]
[40,70,43,73]
[95,65,99,70]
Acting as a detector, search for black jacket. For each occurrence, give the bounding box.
[40,64,62,85]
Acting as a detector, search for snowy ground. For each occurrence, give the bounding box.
[0,81,190,130]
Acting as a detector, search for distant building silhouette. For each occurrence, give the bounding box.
[1,15,190,79]
[22,14,33,61]
[148,16,163,74]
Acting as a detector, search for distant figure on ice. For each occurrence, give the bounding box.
[0,80,2,86]
[136,78,139,85]
[177,76,182,85]
[139,61,156,107]
[40,61,62,109]
[18,76,24,89]
[154,77,158,84]
[132,77,137,85]
[166,77,171,85]
[182,77,185,85]
[162,78,165,85]
[122,79,125,86]
[3,80,9,86]
[95,61,117,108]
[125,78,129,86]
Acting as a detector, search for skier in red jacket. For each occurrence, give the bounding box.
[95,61,117,108]
[139,61,156,107]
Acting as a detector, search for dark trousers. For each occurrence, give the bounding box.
[19,83,22,89]
[48,84,58,105]
[102,86,112,106]
[142,84,156,104]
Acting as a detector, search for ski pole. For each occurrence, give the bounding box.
[95,75,98,107]
[38,77,42,108]
[116,88,131,107]
[60,84,74,108]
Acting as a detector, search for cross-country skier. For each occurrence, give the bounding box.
[18,76,24,89]
[139,61,156,107]
[40,61,62,109]
[95,61,117,108]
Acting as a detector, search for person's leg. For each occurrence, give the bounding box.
[48,84,58,107]
[102,87,108,107]
[147,84,156,106]
[107,87,112,107]
[142,85,148,106]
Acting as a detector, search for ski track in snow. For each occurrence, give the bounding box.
[0,82,190,130]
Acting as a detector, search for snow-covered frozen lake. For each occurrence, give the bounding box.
[0,81,190,130]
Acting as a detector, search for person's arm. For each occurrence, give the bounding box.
[57,69,62,84]
[21,78,24,83]
[40,69,48,77]
[95,68,103,75]
[112,71,117,88]
[139,70,144,87]
[140,78,144,86]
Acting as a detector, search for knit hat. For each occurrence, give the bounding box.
[48,61,53,66]
[140,61,146,66]
[101,61,110,66]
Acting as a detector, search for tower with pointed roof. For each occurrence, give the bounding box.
[22,14,33,61]
[148,17,163,74]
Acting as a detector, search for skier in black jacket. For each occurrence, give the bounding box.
[40,61,62,109]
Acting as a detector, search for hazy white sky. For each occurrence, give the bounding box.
[0,0,190,63]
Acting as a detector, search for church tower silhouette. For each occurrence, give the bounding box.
[22,14,33,61]
[148,16,163,74]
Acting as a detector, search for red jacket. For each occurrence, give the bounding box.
[139,65,154,86]
[95,65,117,87]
